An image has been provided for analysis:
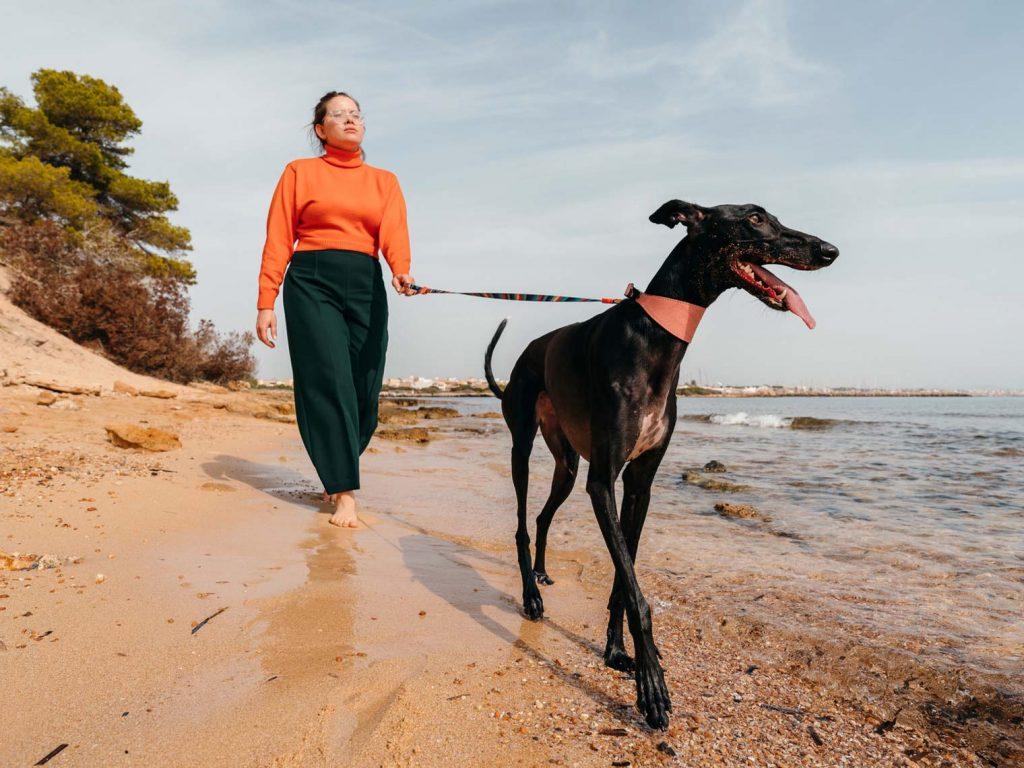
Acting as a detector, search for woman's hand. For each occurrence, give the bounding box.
[392,274,425,296]
[256,308,278,348]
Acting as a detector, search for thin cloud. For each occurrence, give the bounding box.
[566,0,833,113]
[332,2,459,50]
[688,0,833,107]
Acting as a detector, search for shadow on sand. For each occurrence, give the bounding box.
[396,530,645,729]
[201,453,330,511]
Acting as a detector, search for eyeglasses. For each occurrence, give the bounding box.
[325,110,364,124]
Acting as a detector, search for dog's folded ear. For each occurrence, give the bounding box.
[649,200,706,230]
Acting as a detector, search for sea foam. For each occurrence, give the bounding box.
[709,412,790,429]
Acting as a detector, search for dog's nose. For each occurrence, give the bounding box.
[818,241,839,264]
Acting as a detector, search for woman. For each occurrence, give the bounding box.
[255,91,419,528]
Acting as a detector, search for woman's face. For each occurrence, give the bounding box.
[315,95,365,151]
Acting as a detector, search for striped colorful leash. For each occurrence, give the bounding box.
[407,283,638,304]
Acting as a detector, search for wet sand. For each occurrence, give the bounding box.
[2,384,1020,767]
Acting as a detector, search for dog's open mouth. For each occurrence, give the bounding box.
[731,261,816,330]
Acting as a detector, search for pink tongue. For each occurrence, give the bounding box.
[783,288,816,330]
[748,263,816,330]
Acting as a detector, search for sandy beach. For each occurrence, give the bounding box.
[2,278,1021,768]
[2,362,1021,768]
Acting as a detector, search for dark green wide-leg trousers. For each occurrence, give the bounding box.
[282,249,388,494]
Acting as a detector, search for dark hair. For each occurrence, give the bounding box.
[309,91,365,158]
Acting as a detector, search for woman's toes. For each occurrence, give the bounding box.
[328,511,360,528]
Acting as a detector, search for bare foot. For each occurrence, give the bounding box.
[328,491,360,528]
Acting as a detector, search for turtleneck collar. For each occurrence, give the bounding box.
[321,143,364,168]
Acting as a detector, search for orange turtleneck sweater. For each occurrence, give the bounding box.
[257,144,411,310]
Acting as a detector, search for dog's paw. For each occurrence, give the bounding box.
[533,570,554,586]
[523,593,544,621]
[635,655,672,730]
[604,648,635,674]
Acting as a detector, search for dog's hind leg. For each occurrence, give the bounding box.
[503,373,545,620]
[603,445,667,673]
[532,426,579,586]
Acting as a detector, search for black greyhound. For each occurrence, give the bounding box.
[483,200,838,729]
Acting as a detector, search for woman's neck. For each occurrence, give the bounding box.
[322,143,363,168]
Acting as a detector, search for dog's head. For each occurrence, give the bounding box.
[649,200,838,329]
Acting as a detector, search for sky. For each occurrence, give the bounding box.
[3,0,1023,389]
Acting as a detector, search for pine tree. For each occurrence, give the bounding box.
[0,69,194,282]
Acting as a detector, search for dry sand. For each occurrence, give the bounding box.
[2,284,1019,766]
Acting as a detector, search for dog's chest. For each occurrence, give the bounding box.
[626,400,670,461]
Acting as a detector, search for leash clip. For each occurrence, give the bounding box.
[623,282,640,299]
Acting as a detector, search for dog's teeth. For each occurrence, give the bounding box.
[777,288,787,301]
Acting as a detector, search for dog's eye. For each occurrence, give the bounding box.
[748,214,764,225]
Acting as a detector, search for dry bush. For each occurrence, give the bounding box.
[1,220,255,383]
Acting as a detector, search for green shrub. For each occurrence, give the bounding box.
[2,220,254,383]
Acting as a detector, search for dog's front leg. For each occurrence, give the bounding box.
[586,445,672,730]
[604,445,667,673]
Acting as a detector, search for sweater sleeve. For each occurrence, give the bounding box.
[378,174,411,277]
[257,164,298,310]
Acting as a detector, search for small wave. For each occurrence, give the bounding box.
[688,412,844,430]
[710,412,790,429]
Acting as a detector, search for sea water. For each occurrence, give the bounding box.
[449,395,1023,681]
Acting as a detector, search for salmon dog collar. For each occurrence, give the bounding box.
[624,283,706,343]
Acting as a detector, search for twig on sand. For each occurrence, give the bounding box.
[761,703,807,719]
[35,743,68,765]
[191,606,228,635]
[807,724,824,745]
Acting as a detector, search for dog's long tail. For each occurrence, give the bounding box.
[484,319,507,400]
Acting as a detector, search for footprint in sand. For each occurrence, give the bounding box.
[200,482,235,492]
